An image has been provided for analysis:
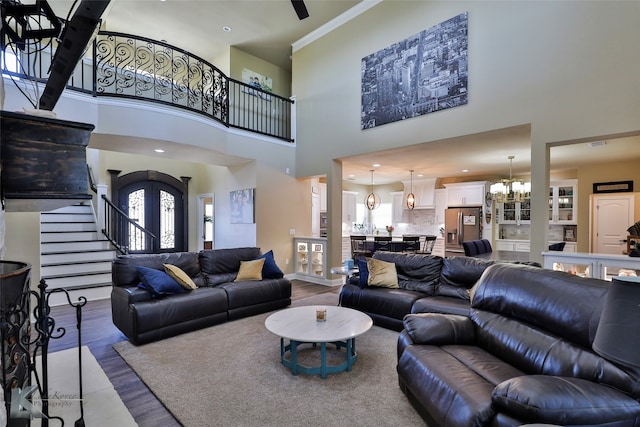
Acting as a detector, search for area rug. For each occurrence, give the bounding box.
[113,293,426,426]
[33,346,136,426]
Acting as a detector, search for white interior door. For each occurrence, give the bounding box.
[198,193,215,250]
[592,194,634,254]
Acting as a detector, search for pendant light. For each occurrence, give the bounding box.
[490,155,530,203]
[406,170,415,210]
[365,169,380,210]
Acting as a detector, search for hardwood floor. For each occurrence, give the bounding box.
[45,280,340,427]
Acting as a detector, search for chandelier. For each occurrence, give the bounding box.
[406,170,415,209]
[490,156,530,203]
[365,169,380,210]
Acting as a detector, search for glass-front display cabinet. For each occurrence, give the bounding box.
[549,180,577,224]
[294,237,327,280]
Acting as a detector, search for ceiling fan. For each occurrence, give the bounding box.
[291,0,309,20]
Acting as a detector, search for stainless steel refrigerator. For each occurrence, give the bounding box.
[445,207,482,252]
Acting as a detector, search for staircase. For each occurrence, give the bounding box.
[40,202,115,306]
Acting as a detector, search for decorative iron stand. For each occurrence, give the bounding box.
[2,277,87,427]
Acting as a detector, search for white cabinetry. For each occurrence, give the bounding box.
[294,238,327,279]
[498,195,531,224]
[434,189,447,225]
[549,180,577,224]
[445,181,487,207]
[496,239,530,252]
[391,191,408,223]
[319,182,327,212]
[342,191,357,226]
[402,178,436,209]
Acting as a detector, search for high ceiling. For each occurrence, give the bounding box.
[49,0,362,72]
[46,0,640,183]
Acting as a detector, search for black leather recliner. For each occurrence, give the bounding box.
[397,263,640,426]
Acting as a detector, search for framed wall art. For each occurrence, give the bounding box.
[361,12,468,129]
[230,188,254,224]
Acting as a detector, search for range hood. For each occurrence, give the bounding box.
[401,177,437,209]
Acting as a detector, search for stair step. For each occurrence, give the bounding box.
[42,204,93,215]
[42,272,113,289]
[41,240,112,253]
[41,261,112,277]
[41,222,97,232]
[42,250,115,265]
[41,231,103,243]
[40,213,95,223]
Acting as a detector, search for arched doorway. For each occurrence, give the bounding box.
[109,170,190,253]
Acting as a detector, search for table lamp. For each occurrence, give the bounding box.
[593,276,640,376]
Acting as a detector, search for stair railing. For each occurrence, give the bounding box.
[101,196,157,254]
[87,166,157,254]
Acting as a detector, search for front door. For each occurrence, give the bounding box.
[592,194,635,254]
[119,180,185,253]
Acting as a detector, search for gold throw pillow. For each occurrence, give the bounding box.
[235,258,266,281]
[367,258,399,288]
[163,264,197,290]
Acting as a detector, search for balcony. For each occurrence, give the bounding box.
[2,31,294,142]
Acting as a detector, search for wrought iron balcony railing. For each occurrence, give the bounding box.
[2,31,294,142]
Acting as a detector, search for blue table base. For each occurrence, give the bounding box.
[279,338,358,379]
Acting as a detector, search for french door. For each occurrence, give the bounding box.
[118,180,185,253]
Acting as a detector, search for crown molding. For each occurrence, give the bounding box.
[291,0,383,53]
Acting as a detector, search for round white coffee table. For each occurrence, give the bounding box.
[265,305,373,379]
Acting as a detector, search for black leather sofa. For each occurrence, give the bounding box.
[111,247,291,344]
[397,263,640,426]
[339,252,508,331]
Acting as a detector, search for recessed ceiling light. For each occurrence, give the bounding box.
[462,169,469,173]
[417,174,424,177]
[372,163,380,167]
[223,26,232,32]
[154,148,165,153]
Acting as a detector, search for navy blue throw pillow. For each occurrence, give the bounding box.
[357,258,369,289]
[257,250,284,279]
[136,266,185,297]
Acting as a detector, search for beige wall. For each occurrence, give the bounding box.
[577,160,640,252]
[292,1,640,265]
[230,47,292,97]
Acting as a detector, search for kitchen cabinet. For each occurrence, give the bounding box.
[402,178,436,209]
[342,191,357,226]
[496,239,530,252]
[294,238,327,279]
[319,182,327,212]
[434,188,447,225]
[498,195,531,224]
[444,181,487,207]
[549,180,577,224]
[391,191,408,223]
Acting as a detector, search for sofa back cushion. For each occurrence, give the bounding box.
[112,252,204,287]
[471,263,640,397]
[199,247,262,275]
[438,256,495,299]
[372,252,442,295]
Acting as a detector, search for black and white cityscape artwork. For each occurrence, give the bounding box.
[361,12,468,129]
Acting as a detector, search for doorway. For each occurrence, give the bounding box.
[198,194,215,250]
[109,170,190,253]
[591,194,635,254]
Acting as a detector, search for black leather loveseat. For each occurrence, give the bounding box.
[111,247,291,344]
[339,252,512,331]
[397,263,640,426]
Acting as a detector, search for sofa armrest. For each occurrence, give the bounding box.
[492,375,640,425]
[402,313,475,345]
